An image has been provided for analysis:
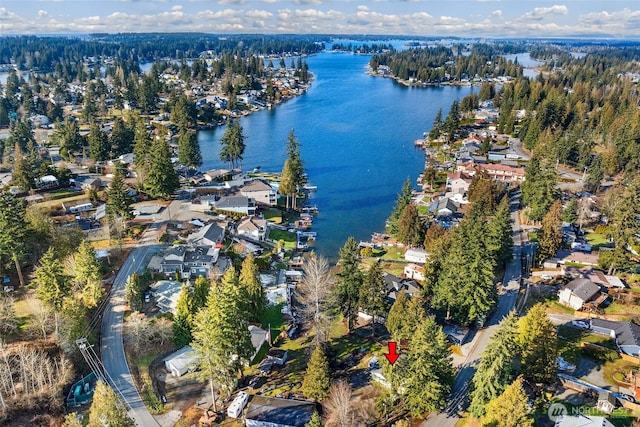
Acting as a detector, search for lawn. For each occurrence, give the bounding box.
[263,208,283,224]
[586,233,610,247]
[36,193,89,209]
[604,301,640,319]
[268,228,297,250]
[261,304,286,335]
[557,325,619,366]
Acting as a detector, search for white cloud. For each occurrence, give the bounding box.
[37,9,48,18]
[517,4,569,22]
[491,9,502,18]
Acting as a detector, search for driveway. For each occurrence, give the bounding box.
[101,245,161,426]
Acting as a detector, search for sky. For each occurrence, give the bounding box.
[1,0,640,38]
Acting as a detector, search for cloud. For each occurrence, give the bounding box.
[517,4,568,22]
[293,0,324,4]
[37,9,48,18]
[491,9,502,18]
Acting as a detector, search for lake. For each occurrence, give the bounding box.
[198,51,474,258]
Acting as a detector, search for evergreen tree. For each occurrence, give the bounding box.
[7,120,35,151]
[146,137,179,199]
[0,193,28,286]
[397,203,423,246]
[74,240,104,308]
[191,267,253,410]
[482,378,533,427]
[278,159,296,210]
[34,247,70,312]
[302,345,331,401]
[429,108,443,141]
[305,412,322,427]
[386,290,410,342]
[402,316,454,416]
[107,166,133,220]
[133,119,152,180]
[192,275,210,313]
[521,156,557,222]
[536,200,563,263]
[239,253,266,323]
[423,223,446,252]
[110,117,133,158]
[88,122,110,162]
[53,119,84,160]
[387,178,413,235]
[443,99,460,141]
[284,129,305,210]
[171,94,198,129]
[487,196,513,268]
[517,304,558,384]
[562,199,578,224]
[177,129,202,168]
[125,272,143,312]
[11,142,33,191]
[336,237,363,333]
[173,283,193,348]
[584,154,603,194]
[59,296,90,352]
[219,120,246,169]
[88,381,134,427]
[358,261,388,337]
[469,311,519,417]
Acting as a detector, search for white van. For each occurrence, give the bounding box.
[227,391,249,418]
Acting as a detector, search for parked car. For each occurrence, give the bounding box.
[540,274,553,281]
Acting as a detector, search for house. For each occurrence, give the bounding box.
[554,415,615,427]
[596,391,617,414]
[237,217,268,241]
[404,263,424,281]
[457,162,525,183]
[187,223,225,248]
[151,280,182,314]
[37,175,59,189]
[244,396,316,427]
[558,278,602,310]
[428,197,459,217]
[215,196,256,216]
[159,246,219,279]
[81,177,102,191]
[405,248,429,264]
[241,179,277,206]
[266,348,288,365]
[557,250,600,267]
[446,171,473,195]
[164,345,197,377]
[384,273,420,303]
[590,318,640,356]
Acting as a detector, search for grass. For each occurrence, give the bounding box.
[263,208,283,224]
[604,301,640,318]
[261,304,286,334]
[586,232,610,247]
[268,229,297,250]
[557,325,619,366]
[36,193,89,209]
[602,358,639,386]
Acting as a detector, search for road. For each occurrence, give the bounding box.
[422,190,528,426]
[101,244,161,427]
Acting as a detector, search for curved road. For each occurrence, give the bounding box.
[101,245,160,427]
[422,190,529,426]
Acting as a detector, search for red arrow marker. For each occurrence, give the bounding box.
[384,341,400,365]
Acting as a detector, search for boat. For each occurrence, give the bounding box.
[66,372,98,407]
[252,166,261,173]
[301,205,319,214]
[302,184,317,191]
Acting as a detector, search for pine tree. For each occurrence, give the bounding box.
[469,311,519,417]
[88,381,134,427]
[88,122,110,162]
[107,166,133,221]
[487,196,513,268]
[305,411,322,427]
[173,283,193,348]
[191,267,253,410]
[34,247,70,312]
[402,316,454,416]
[482,378,533,427]
[177,129,202,168]
[133,119,152,181]
[239,253,266,323]
[284,129,305,210]
[0,193,28,287]
[537,200,563,263]
[171,94,198,129]
[443,99,460,141]
[278,160,296,210]
[125,272,143,312]
[146,137,180,199]
[192,275,210,313]
[74,240,104,308]
[12,142,33,191]
[219,120,246,169]
[396,203,423,246]
[521,156,557,222]
[387,178,413,235]
[336,237,363,333]
[302,345,331,401]
[517,304,558,384]
[428,108,443,141]
[358,261,389,337]
[386,289,410,342]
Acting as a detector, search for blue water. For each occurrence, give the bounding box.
[198,51,473,258]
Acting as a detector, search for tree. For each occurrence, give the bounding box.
[107,166,133,221]
[171,94,198,129]
[487,196,513,268]
[482,378,533,427]
[562,199,578,224]
[177,129,202,169]
[324,380,358,427]
[7,120,35,151]
[296,253,333,343]
[88,122,110,162]
[278,160,296,210]
[219,120,246,169]
[88,381,135,427]
[53,119,84,160]
[443,99,460,141]
[238,253,265,323]
[59,296,90,354]
[0,295,17,336]
[33,248,70,314]
[191,267,253,411]
[521,156,557,222]
[576,196,593,230]
[358,261,388,337]
[173,283,193,348]
[133,119,152,182]
[125,272,143,312]
[429,108,443,141]
[336,237,363,333]
[387,178,413,235]
[11,142,33,191]
[423,223,446,251]
[537,200,563,263]
[305,411,322,427]
[401,316,454,416]
[469,311,519,417]
[110,117,133,158]
[192,275,210,313]
[584,154,604,193]
[73,240,104,308]
[386,290,410,343]
[396,203,423,246]
[62,413,83,427]
[302,345,331,402]
[146,137,179,199]
[284,129,305,210]
[517,304,558,384]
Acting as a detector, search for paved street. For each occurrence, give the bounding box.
[422,191,526,426]
[101,245,161,426]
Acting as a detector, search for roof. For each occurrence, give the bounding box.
[592,319,640,348]
[216,196,252,209]
[248,325,268,352]
[555,415,615,427]
[245,396,315,427]
[163,345,196,373]
[187,223,224,246]
[563,278,601,302]
[428,197,459,215]
[242,179,273,192]
[237,217,267,232]
[598,391,616,405]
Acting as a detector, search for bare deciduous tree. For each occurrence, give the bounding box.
[0,296,17,337]
[26,295,53,340]
[324,380,363,427]
[125,311,173,353]
[296,254,333,343]
[576,196,593,230]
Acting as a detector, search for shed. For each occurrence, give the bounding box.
[245,396,316,427]
[164,346,197,377]
[596,391,616,414]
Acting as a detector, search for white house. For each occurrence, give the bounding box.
[404,263,425,281]
[237,217,268,241]
[405,248,429,264]
[214,196,256,216]
[164,345,197,377]
[241,179,277,206]
[558,278,602,310]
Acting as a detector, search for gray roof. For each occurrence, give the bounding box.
[242,179,273,192]
[428,197,459,215]
[216,195,252,209]
[245,396,315,427]
[187,223,224,246]
[564,278,601,302]
[591,318,640,348]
